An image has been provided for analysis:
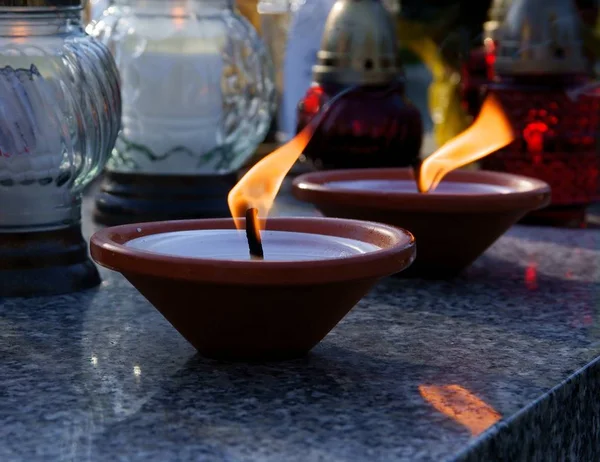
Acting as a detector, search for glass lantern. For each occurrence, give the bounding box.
[481,0,599,227]
[0,0,121,297]
[295,0,423,170]
[90,0,275,224]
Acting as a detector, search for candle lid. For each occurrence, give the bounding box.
[494,0,588,76]
[312,0,402,86]
[1,0,82,10]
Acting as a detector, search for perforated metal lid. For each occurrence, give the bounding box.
[494,0,587,75]
[312,0,402,86]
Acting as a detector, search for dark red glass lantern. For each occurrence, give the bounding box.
[461,0,598,120]
[480,0,600,227]
[483,77,599,225]
[297,81,423,169]
[296,0,423,170]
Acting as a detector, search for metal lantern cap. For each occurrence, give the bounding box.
[312,0,401,86]
[494,0,588,75]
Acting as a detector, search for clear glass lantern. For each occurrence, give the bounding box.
[90,0,275,176]
[0,0,121,297]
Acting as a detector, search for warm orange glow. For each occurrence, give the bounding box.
[172,7,186,28]
[418,384,502,436]
[417,94,515,193]
[229,87,355,229]
[228,126,314,229]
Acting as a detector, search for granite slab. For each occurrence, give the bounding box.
[1,188,599,461]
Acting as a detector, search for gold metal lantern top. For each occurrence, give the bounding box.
[494,0,588,75]
[312,0,402,86]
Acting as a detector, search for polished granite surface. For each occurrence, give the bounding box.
[1,188,599,461]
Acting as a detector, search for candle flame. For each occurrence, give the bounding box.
[228,127,314,230]
[418,384,502,436]
[228,87,356,229]
[417,95,515,193]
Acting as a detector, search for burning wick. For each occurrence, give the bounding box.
[245,207,264,259]
[228,86,357,230]
[416,94,515,193]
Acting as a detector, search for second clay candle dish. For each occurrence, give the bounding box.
[292,167,551,278]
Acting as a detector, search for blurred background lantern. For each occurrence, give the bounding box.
[481,0,599,227]
[295,0,423,171]
[0,0,121,296]
[89,0,275,225]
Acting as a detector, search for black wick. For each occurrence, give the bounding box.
[245,208,264,259]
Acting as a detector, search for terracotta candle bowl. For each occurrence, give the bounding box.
[293,168,551,278]
[90,217,415,361]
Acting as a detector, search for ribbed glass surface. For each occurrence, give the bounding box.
[0,10,121,230]
[90,0,275,175]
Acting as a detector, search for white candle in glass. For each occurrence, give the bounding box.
[116,31,225,174]
[0,61,74,229]
[125,229,381,261]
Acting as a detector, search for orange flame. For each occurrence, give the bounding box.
[418,94,515,193]
[228,127,314,229]
[418,384,501,436]
[228,87,356,229]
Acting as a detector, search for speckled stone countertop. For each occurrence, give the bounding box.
[1,184,599,462]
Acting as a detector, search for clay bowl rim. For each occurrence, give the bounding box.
[292,168,551,213]
[90,217,416,286]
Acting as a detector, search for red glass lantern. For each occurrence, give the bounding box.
[297,81,423,169]
[480,0,599,227]
[295,0,423,170]
[483,77,599,225]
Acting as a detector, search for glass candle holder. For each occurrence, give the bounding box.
[0,0,121,297]
[480,0,598,227]
[90,0,275,224]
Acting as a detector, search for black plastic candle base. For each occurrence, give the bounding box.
[0,226,100,298]
[93,171,239,226]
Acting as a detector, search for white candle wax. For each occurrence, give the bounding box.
[0,62,73,229]
[125,229,380,261]
[116,37,224,174]
[326,179,513,195]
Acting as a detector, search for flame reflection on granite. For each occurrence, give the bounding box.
[418,385,502,436]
